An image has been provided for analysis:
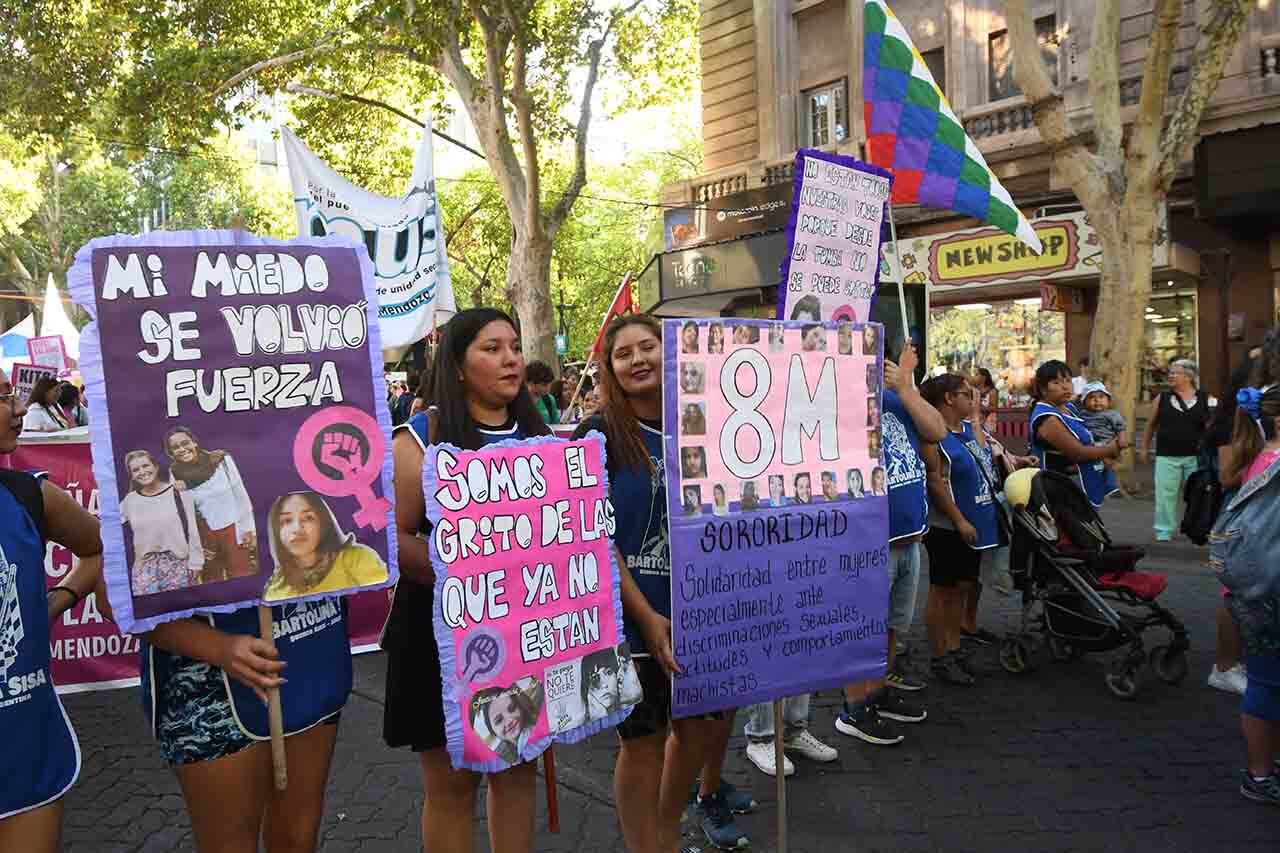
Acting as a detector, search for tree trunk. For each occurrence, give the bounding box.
[1090,198,1158,489]
[508,232,559,372]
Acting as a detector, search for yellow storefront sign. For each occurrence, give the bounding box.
[928,221,1079,285]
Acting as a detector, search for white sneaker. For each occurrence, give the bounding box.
[783,729,839,762]
[744,740,795,777]
[1208,664,1247,696]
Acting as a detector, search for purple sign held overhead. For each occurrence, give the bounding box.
[68,231,398,634]
[664,318,890,717]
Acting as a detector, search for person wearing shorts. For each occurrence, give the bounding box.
[836,343,947,747]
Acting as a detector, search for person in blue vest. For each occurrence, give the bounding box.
[837,344,947,747]
[382,308,552,853]
[1027,360,1120,507]
[920,373,1003,685]
[0,366,103,852]
[573,314,728,853]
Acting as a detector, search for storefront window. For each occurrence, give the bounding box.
[930,300,1065,407]
[1140,291,1198,403]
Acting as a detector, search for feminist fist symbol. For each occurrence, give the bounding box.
[320,431,365,478]
[460,628,506,685]
[293,407,391,532]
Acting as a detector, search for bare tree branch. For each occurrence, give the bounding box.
[1127,0,1183,188]
[215,44,341,96]
[501,2,542,240]
[1156,0,1253,189]
[1088,0,1124,179]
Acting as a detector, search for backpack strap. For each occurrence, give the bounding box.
[0,469,49,544]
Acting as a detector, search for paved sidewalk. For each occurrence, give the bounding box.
[61,498,1279,851]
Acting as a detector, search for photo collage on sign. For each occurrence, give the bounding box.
[676,319,885,514]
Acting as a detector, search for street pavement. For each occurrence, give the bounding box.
[61,497,1278,852]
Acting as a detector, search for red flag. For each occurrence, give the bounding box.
[588,274,634,357]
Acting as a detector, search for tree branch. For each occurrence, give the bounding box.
[1127,0,1183,188]
[215,44,341,96]
[1156,0,1253,189]
[501,2,542,240]
[1088,0,1124,175]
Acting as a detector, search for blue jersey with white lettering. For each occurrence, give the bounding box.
[573,414,667,656]
[937,430,1001,550]
[881,390,929,542]
[1029,402,1109,507]
[0,474,80,819]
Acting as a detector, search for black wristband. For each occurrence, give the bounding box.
[48,585,81,607]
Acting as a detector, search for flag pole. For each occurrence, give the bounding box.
[562,273,632,420]
[886,203,911,361]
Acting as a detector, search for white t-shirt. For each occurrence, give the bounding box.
[120,485,204,570]
[185,456,255,537]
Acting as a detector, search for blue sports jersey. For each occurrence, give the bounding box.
[1029,402,1109,507]
[936,430,1001,550]
[0,474,80,819]
[881,390,929,542]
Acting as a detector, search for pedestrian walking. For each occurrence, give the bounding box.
[1139,358,1211,541]
[383,309,551,853]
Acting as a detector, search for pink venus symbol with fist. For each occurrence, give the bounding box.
[293,406,391,531]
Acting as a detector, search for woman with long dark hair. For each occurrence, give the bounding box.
[262,491,387,601]
[21,377,70,432]
[0,368,102,852]
[1027,360,1119,507]
[383,308,550,853]
[920,374,1001,685]
[573,314,742,853]
[164,426,256,582]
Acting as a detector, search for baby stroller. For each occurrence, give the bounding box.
[1001,469,1190,699]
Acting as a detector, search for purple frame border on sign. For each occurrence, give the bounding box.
[67,229,399,634]
[775,148,894,321]
[422,431,632,774]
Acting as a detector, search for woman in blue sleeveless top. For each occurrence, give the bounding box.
[920,374,1001,686]
[1027,360,1120,507]
[0,368,103,852]
[382,309,551,853]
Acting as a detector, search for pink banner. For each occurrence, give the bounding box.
[1,436,393,693]
[424,435,634,772]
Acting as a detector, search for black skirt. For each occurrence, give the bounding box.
[382,579,448,752]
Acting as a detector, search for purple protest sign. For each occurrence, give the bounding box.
[776,150,892,324]
[67,230,398,634]
[664,318,890,717]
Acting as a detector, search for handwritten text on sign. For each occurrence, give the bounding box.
[664,319,891,716]
[778,151,891,324]
[425,435,634,773]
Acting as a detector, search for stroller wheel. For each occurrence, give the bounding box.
[1104,664,1141,700]
[999,637,1031,674]
[1148,644,1189,685]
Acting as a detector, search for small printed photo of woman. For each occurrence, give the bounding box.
[120,449,204,595]
[615,644,643,707]
[790,295,821,322]
[470,678,544,764]
[768,474,786,507]
[821,471,839,502]
[740,480,760,511]
[681,402,707,436]
[768,324,785,353]
[863,324,880,356]
[847,468,865,499]
[794,472,813,505]
[681,321,700,354]
[801,324,827,352]
[838,324,854,355]
[682,485,702,516]
[712,484,729,516]
[867,395,881,429]
[581,648,622,721]
[164,426,257,582]
[680,362,706,395]
[868,429,882,460]
[262,491,389,602]
[681,446,708,479]
[866,363,880,395]
[732,325,761,345]
[871,466,888,496]
[707,323,725,354]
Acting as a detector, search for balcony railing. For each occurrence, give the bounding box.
[1264,45,1279,79]
[962,101,1035,141]
[691,172,748,203]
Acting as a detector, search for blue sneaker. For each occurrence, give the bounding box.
[696,791,750,849]
[689,781,756,814]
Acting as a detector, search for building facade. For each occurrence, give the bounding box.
[656,0,1280,402]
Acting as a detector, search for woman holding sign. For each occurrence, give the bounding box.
[573,314,741,853]
[0,368,103,853]
[383,308,551,853]
[920,375,1002,686]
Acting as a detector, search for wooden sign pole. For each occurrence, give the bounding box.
[258,605,288,791]
[773,700,788,853]
[543,746,560,832]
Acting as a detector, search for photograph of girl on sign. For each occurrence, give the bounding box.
[262,491,388,602]
[470,678,544,764]
[164,426,257,582]
[119,450,203,595]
